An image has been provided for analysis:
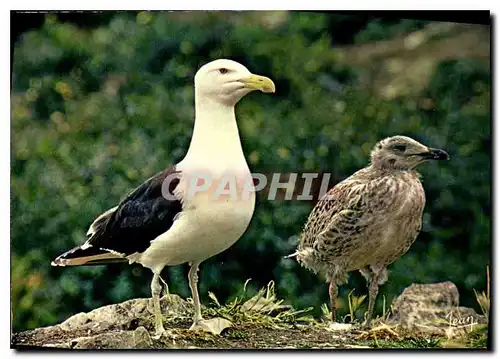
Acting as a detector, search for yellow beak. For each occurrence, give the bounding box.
[240,74,276,93]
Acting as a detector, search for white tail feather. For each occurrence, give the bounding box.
[51,249,123,267]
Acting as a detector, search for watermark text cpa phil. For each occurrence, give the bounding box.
[161,172,338,201]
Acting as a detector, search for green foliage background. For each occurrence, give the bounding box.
[11,12,491,332]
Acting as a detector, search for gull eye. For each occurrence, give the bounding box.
[393,144,407,152]
[219,68,229,74]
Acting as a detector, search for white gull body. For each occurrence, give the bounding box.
[52,59,275,336]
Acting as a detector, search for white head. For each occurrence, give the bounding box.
[194,59,275,106]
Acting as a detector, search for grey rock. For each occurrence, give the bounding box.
[12,294,191,349]
[389,281,486,336]
[70,326,152,349]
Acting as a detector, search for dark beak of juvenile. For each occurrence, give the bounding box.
[418,148,450,160]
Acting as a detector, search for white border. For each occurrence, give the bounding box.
[3,4,496,358]
[2,1,497,10]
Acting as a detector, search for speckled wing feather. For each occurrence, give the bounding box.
[299,168,422,266]
[299,169,370,250]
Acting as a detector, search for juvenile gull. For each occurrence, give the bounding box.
[52,59,275,336]
[292,136,449,326]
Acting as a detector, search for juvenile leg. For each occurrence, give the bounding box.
[361,266,387,327]
[188,261,203,327]
[329,279,338,323]
[151,271,165,336]
[365,273,379,326]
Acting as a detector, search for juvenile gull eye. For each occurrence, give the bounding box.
[219,68,229,74]
[393,144,406,152]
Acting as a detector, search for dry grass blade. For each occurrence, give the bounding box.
[357,323,400,340]
[473,266,490,321]
[204,280,316,328]
[159,275,170,297]
[208,292,221,307]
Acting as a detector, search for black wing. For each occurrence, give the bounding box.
[90,166,183,255]
[52,166,183,266]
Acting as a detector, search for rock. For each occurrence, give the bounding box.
[12,294,191,349]
[59,294,192,333]
[60,298,147,332]
[70,326,153,349]
[389,282,486,337]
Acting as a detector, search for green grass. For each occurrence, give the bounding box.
[466,325,489,348]
[368,337,441,349]
[227,330,249,340]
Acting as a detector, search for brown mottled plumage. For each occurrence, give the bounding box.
[293,136,449,326]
